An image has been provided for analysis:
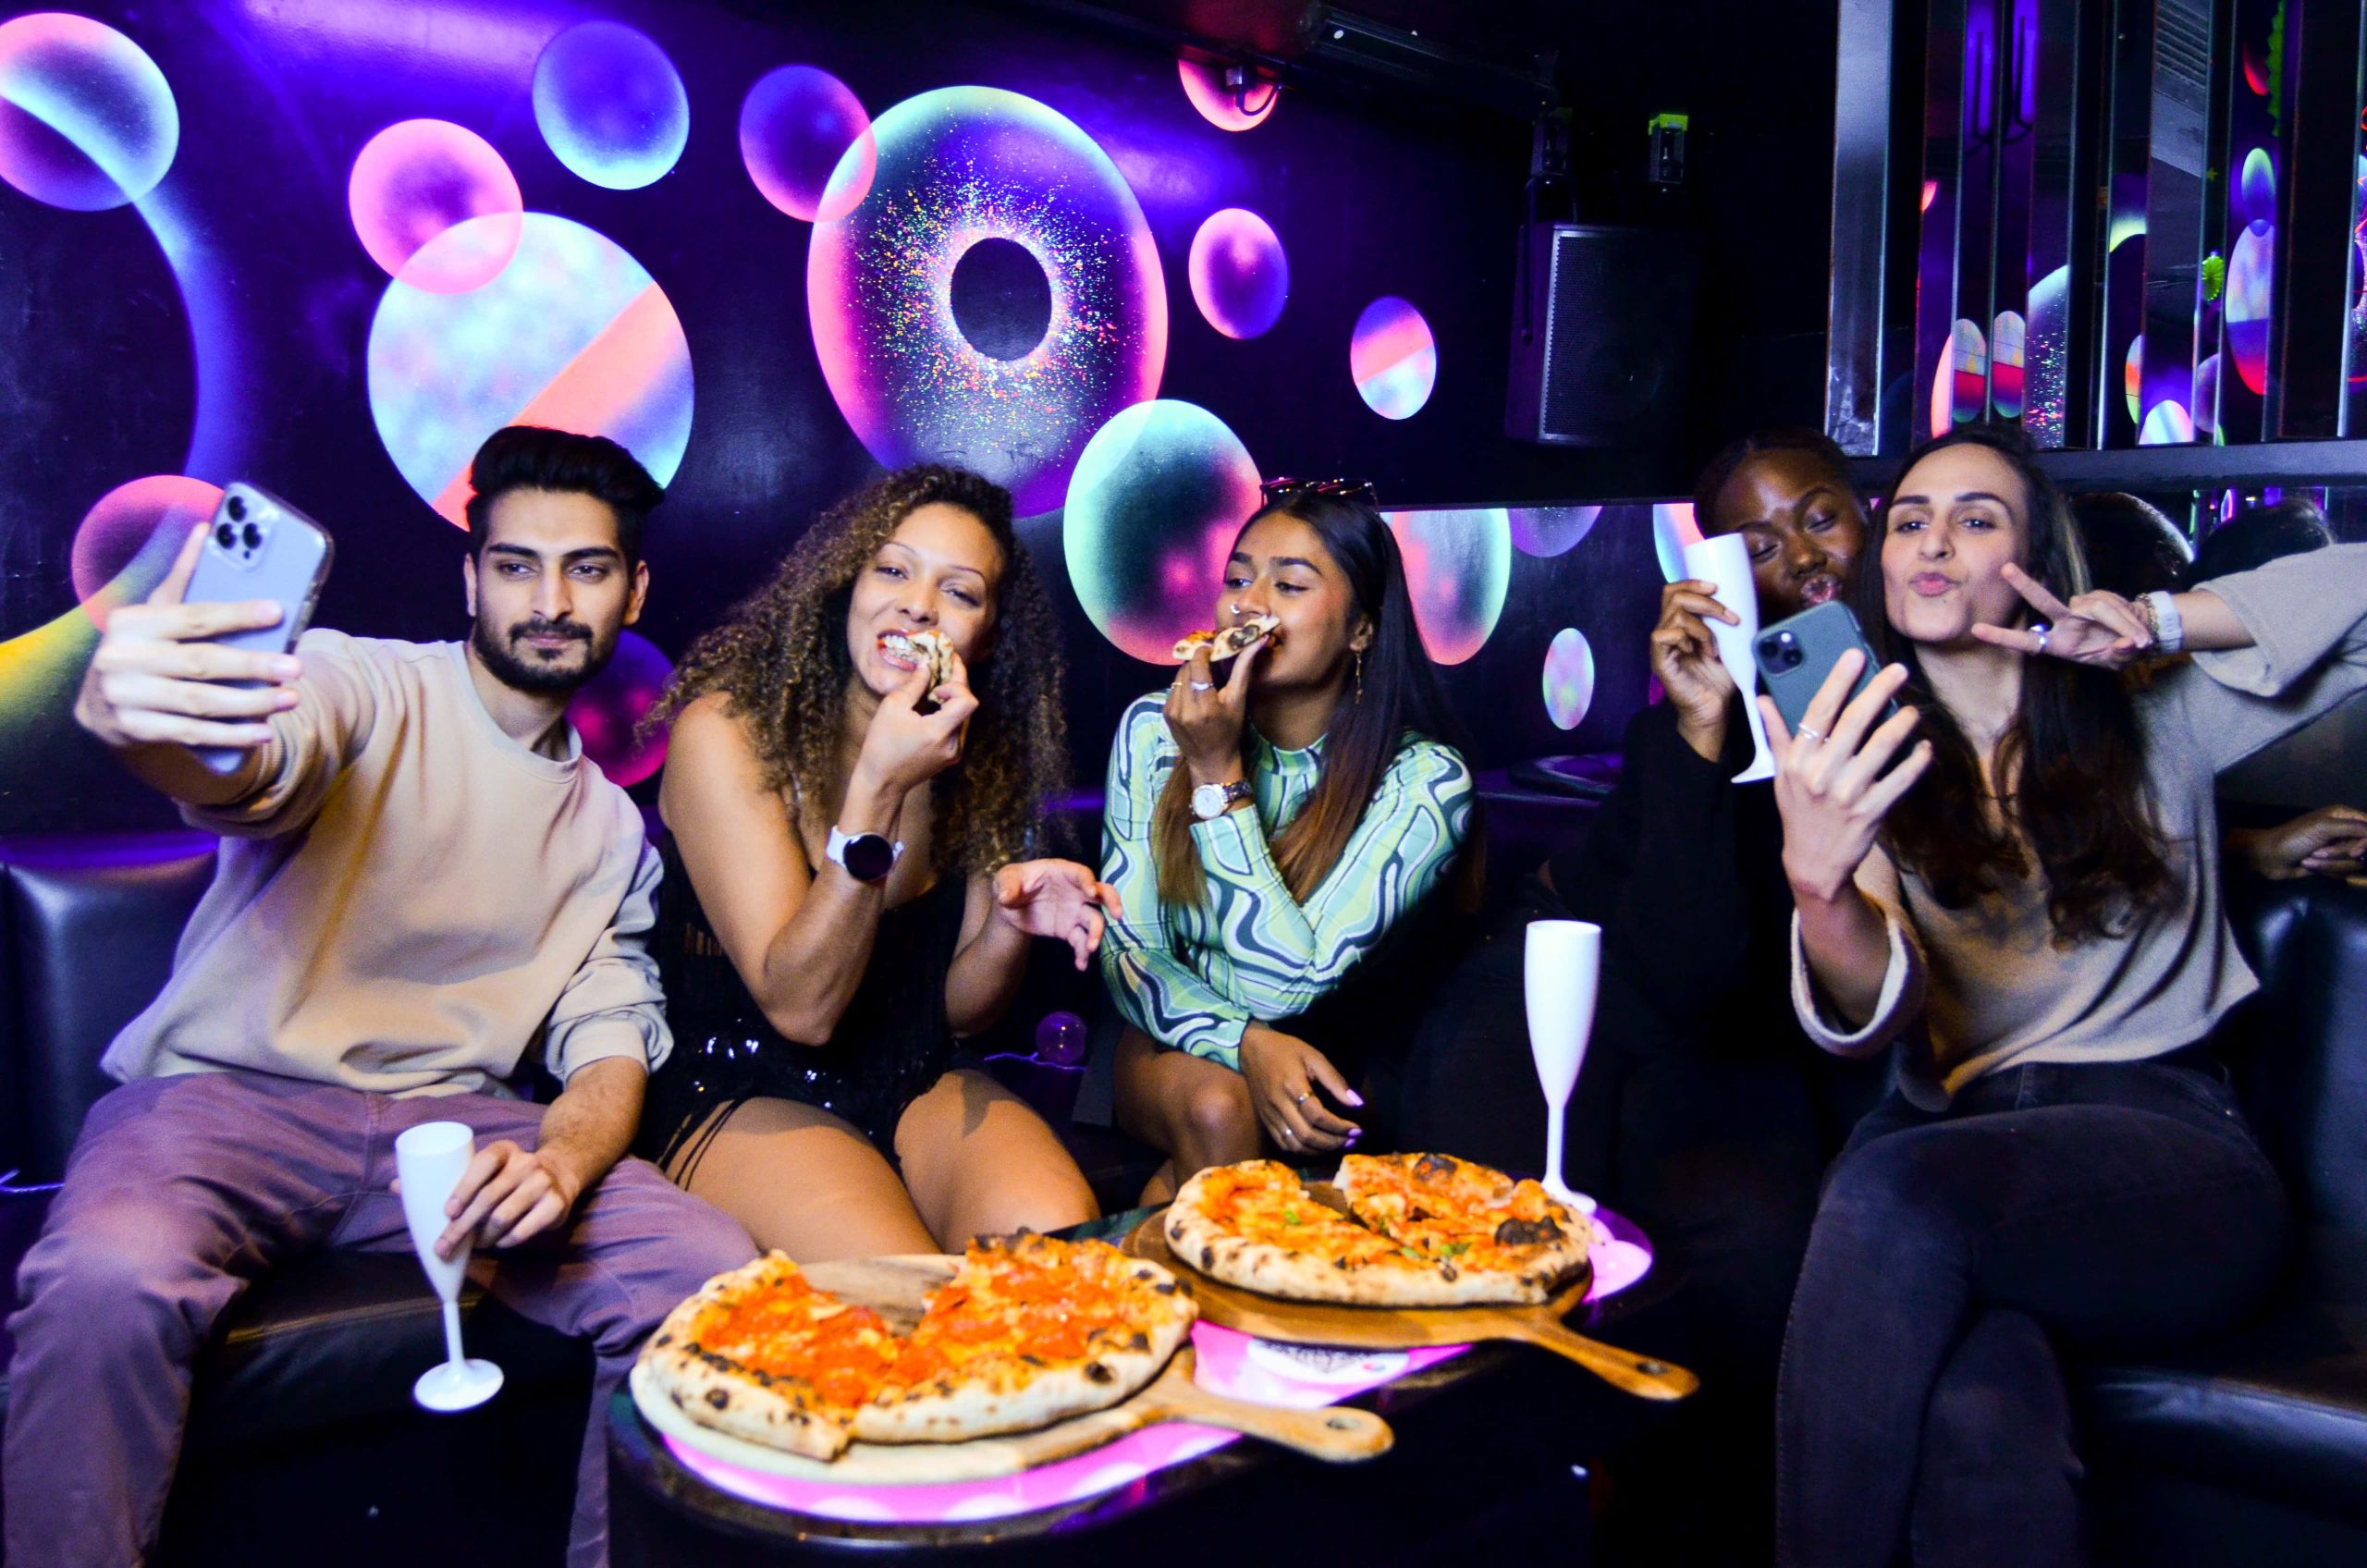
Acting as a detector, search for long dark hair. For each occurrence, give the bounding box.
[647,465,1067,875]
[1150,492,1467,908]
[1852,425,2173,942]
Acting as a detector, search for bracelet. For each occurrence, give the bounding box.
[2141,590,2185,655]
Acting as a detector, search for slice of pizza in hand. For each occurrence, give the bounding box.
[881,628,956,698]
[857,1233,1196,1443]
[639,1253,903,1460]
[1171,613,1282,665]
[1334,1152,1592,1304]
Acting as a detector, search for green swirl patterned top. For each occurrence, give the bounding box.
[1098,692,1474,1071]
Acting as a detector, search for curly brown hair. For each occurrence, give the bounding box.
[646,465,1069,874]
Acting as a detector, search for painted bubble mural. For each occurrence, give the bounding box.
[740,64,874,223]
[367,213,693,527]
[348,119,522,294]
[1187,207,1288,339]
[0,11,178,210]
[1063,399,1261,666]
[1510,506,1602,558]
[1386,508,1511,666]
[70,475,223,629]
[568,630,673,787]
[1177,57,1277,132]
[1542,628,1596,730]
[1351,296,1436,420]
[532,20,688,191]
[809,86,1167,517]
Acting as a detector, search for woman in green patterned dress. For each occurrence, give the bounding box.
[1102,484,1475,1201]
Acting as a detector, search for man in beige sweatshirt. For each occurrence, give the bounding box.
[5,427,755,1568]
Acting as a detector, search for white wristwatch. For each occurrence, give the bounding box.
[826,825,904,884]
[1191,778,1252,821]
[2141,590,2185,655]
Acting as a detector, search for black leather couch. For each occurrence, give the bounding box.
[6,814,2364,1566]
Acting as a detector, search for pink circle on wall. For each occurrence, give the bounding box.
[740,65,875,223]
[1177,57,1278,131]
[1187,208,1288,339]
[70,475,224,630]
[349,119,522,294]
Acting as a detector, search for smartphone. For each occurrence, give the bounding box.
[180,483,335,773]
[1754,600,1895,741]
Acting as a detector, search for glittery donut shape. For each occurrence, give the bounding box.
[807,86,1167,516]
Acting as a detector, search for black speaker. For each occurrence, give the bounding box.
[1505,224,1700,447]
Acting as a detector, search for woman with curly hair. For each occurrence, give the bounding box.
[636,465,1117,1259]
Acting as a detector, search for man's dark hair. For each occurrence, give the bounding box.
[462,426,663,563]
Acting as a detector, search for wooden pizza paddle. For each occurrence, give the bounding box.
[750,1256,1388,1472]
[1123,1207,1699,1403]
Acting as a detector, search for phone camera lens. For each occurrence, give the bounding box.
[240,522,262,549]
[225,494,247,522]
[215,522,235,547]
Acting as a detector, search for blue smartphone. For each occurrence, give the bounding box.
[1754,600,1896,740]
[179,484,335,773]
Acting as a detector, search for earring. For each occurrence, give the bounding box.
[1354,648,1365,703]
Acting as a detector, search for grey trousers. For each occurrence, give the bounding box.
[4,1070,755,1568]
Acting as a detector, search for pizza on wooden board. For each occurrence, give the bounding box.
[1165,1154,1591,1307]
[638,1234,1196,1458]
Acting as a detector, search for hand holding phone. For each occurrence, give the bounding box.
[74,485,329,774]
[1755,644,1932,904]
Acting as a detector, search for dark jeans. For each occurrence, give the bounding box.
[1775,1055,2288,1568]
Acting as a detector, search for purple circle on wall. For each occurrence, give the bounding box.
[533,20,688,191]
[808,87,1167,516]
[740,64,874,223]
[568,630,673,787]
[70,475,222,629]
[1187,208,1288,339]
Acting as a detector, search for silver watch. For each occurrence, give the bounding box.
[1191,778,1252,821]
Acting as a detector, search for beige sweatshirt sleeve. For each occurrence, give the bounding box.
[1789,842,1927,1060]
[182,629,381,839]
[542,837,672,1083]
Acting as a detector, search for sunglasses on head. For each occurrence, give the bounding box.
[1260,476,1380,506]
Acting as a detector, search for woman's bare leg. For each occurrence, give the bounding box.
[670,1097,938,1263]
[1113,1026,1264,1201]
[897,1069,1098,1246]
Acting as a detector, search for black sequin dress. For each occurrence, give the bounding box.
[637,836,971,1180]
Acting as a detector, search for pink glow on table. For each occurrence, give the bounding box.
[659,1210,1651,1525]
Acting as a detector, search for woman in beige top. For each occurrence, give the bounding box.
[1764,425,2367,1568]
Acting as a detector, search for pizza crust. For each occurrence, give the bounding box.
[638,1255,854,1461]
[1168,1158,1589,1307]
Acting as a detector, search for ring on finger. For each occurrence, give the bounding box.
[1293,1090,1310,1106]
[1797,723,1826,743]
[1277,1125,1295,1144]
[1189,680,1215,692]
[2031,622,2051,653]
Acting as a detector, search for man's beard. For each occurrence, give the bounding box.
[472,616,612,696]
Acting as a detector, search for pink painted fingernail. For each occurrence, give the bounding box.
[1343,1090,1366,1107]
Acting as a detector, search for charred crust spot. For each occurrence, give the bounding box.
[705,1389,730,1410]
[1332,1256,1349,1270]
[1128,1331,1149,1352]
[1440,1263,1459,1281]
[1495,1218,1560,1248]
[1416,1153,1458,1182]
[1200,1244,1217,1269]
[1154,1280,1178,1294]
[1021,1354,1044,1366]
[1085,1361,1115,1384]
[654,1333,672,1348]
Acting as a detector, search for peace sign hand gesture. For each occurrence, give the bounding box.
[1970,563,2157,669]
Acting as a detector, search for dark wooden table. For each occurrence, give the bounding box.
[607,1204,1686,1566]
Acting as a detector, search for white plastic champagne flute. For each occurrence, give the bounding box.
[396,1120,505,1413]
[1680,532,1775,783]
[1526,919,1601,1215]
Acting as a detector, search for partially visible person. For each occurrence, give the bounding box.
[636,465,1111,1262]
[1103,481,1473,1200]
[8,426,756,1568]
[2189,496,2333,584]
[2227,803,2367,886]
[1394,426,1885,1567]
[1769,424,2367,1568]
[2070,490,2191,597]
[2202,498,2361,816]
